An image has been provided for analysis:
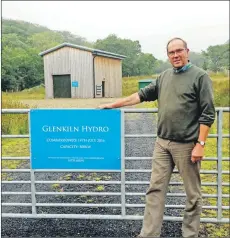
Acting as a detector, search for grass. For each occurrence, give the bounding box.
[1,74,229,237]
[2,84,45,100]
[77,174,85,180]
[2,100,31,135]
[1,138,30,180]
[201,223,230,238]
[51,184,61,190]
[95,185,105,191]
[212,77,229,107]
[122,74,158,97]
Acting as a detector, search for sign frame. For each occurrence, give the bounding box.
[29,109,122,171]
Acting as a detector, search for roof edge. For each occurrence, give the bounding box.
[39,42,126,59]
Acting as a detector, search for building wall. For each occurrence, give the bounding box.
[94,56,122,98]
[43,47,93,98]
[43,47,70,98]
[69,48,93,98]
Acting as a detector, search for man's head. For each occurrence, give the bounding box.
[167,37,189,68]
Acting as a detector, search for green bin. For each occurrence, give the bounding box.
[138,79,154,89]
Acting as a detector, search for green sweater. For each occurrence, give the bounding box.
[138,65,215,142]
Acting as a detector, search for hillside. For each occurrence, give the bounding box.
[1,18,229,92]
[1,18,94,92]
[2,18,92,50]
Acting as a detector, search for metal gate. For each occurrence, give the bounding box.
[1,108,229,223]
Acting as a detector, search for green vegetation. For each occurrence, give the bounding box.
[2,19,91,92]
[94,34,157,76]
[2,99,30,135]
[123,75,157,97]
[95,185,105,192]
[2,18,229,92]
[77,174,85,180]
[2,85,45,100]
[1,138,30,180]
[51,184,61,190]
[212,76,229,107]
[200,223,229,238]
[62,174,73,180]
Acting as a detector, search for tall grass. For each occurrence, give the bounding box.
[212,78,229,107]
[2,84,45,100]
[2,86,44,135]
[122,75,158,96]
[122,74,229,107]
[2,99,31,135]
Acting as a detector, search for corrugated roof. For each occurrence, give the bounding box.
[39,42,126,60]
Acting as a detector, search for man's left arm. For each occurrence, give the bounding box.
[191,74,216,163]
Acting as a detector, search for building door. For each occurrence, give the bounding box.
[102,81,105,97]
[53,75,71,98]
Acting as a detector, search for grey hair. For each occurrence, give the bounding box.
[166,37,188,51]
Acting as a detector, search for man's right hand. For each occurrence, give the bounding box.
[97,93,141,109]
[97,103,114,109]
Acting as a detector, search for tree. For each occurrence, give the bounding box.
[94,34,154,76]
[27,31,64,52]
[203,43,230,72]
[2,33,28,49]
[188,52,205,68]
[1,18,91,91]
[135,53,157,75]
[154,60,172,74]
[56,30,91,47]
[1,46,43,91]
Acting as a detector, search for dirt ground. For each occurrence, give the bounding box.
[20,98,124,108]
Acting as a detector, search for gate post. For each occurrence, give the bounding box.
[29,110,37,214]
[121,110,126,216]
[30,170,37,214]
[217,109,223,221]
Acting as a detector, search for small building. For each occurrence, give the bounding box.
[39,43,126,99]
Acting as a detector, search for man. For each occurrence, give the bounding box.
[98,37,215,238]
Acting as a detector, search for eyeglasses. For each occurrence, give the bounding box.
[168,48,186,57]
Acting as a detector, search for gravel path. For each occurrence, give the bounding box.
[19,98,124,109]
[2,108,205,237]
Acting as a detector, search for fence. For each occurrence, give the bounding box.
[1,108,229,223]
